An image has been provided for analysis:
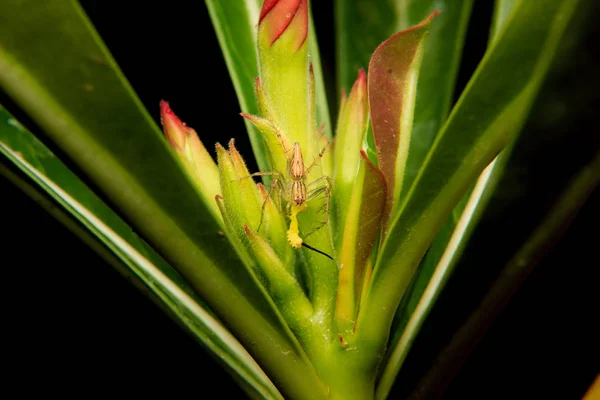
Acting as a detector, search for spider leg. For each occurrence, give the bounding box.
[231,171,284,182]
[304,141,331,176]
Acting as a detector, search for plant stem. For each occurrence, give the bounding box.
[312,345,378,400]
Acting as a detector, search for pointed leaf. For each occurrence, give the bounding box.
[159,100,222,223]
[490,0,519,40]
[332,70,368,234]
[355,0,582,363]
[335,151,386,333]
[411,149,600,398]
[400,1,474,201]
[0,107,283,400]
[0,2,328,398]
[241,112,292,179]
[335,0,397,92]
[378,3,520,392]
[204,0,331,175]
[336,0,474,204]
[368,12,438,228]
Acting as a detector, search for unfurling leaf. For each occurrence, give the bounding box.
[333,69,369,232]
[159,100,221,222]
[368,11,438,230]
[335,151,386,334]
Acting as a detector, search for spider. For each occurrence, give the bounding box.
[240,135,332,258]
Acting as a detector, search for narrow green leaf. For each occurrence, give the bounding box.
[336,0,474,204]
[307,12,332,138]
[368,12,437,228]
[0,2,328,398]
[204,0,331,173]
[377,2,519,393]
[159,100,222,222]
[376,153,507,398]
[400,1,474,201]
[0,109,282,400]
[203,0,268,172]
[490,0,519,40]
[410,149,600,399]
[335,0,396,93]
[356,0,582,363]
[242,112,292,179]
[335,151,386,334]
[332,69,368,235]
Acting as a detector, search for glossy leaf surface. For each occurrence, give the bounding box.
[356,0,582,362]
[336,0,473,185]
[377,1,520,393]
[368,12,437,226]
[0,106,283,399]
[0,2,327,397]
[335,151,386,332]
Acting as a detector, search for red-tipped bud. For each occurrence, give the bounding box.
[160,100,191,151]
[257,0,315,165]
[333,69,370,225]
[259,0,308,49]
[159,100,221,222]
[350,69,367,111]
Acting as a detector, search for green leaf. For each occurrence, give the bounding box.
[0,107,282,400]
[337,1,473,193]
[243,224,314,339]
[335,0,396,93]
[410,149,600,399]
[307,13,332,139]
[368,12,437,228]
[355,0,582,363]
[332,69,368,236]
[0,2,328,398]
[377,2,519,393]
[204,0,331,174]
[400,1,474,201]
[490,0,519,40]
[376,150,509,398]
[203,0,267,172]
[335,151,386,334]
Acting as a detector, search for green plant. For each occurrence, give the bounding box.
[1,0,598,399]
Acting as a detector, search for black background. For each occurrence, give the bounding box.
[2,1,599,398]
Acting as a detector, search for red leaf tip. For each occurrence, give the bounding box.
[349,69,368,106]
[259,0,280,22]
[160,100,193,150]
[159,99,173,115]
[357,68,367,84]
[259,0,308,49]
